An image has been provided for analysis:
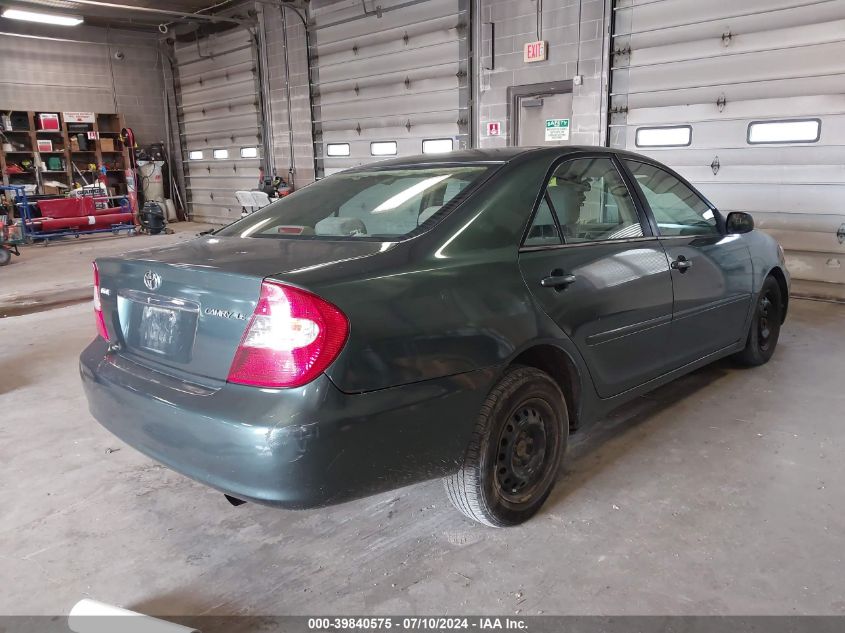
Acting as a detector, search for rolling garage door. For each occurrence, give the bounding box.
[310,0,470,176]
[175,28,263,224]
[609,0,845,299]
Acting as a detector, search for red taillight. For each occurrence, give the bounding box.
[227,280,349,388]
[92,262,110,341]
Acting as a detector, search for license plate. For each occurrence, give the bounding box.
[139,305,178,354]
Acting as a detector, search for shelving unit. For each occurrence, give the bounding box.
[1,110,132,197]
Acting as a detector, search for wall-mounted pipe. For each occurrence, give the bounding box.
[256,5,276,179]
[280,6,296,186]
[0,30,156,47]
[159,44,190,218]
[257,1,318,184]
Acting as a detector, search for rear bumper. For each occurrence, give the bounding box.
[80,339,494,508]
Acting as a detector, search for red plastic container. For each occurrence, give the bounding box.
[37,196,115,219]
[30,212,133,232]
[38,113,60,130]
[36,197,94,219]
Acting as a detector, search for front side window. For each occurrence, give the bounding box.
[216,166,490,240]
[537,157,643,244]
[624,160,719,237]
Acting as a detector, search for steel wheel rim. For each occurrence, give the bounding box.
[495,399,555,505]
[758,292,776,352]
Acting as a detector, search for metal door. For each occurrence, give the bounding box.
[309,0,470,176]
[517,93,574,146]
[174,28,262,224]
[610,0,845,299]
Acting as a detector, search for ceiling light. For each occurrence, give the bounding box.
[2,8,84,26]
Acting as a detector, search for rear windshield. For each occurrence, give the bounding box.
[216,166,491,240]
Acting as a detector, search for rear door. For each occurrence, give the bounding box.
[622,158,753,367]
[518,154,674,398]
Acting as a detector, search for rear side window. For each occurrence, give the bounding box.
[530,157,643,244]
[217,166,490,240]
[524,197,561,246]
[624,160,719,237]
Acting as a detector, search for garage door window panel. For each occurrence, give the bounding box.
[371,141,398,156]
[543,158,644,244]
[326,143,350,157]
[635,126,692,148]
[747,119,821,145]
[624,161,720,238]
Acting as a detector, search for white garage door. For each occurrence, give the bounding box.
[609,0,845,299]
[310,0,470,176]
[175,28,263,224]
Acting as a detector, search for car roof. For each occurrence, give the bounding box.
[353,145,634,170]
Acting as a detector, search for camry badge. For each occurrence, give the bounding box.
[143,270,162,291]
[204,307,247,320]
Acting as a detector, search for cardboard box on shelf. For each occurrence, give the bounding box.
[100,138,116,152]
[43,180,69,196]
[37,139,54,152]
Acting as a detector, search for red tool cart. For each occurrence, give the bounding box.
[22,193,135,241]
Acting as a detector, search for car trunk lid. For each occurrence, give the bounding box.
[95,235,384,382]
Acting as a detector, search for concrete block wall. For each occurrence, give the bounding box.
[476,0,610,147]
[262,4,316,189]
[0,22,167,146]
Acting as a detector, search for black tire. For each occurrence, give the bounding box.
[734,275,783,366]
[0,248,11,266]
[445,366,568,527]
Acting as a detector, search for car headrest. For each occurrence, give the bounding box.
[315,217,367,236]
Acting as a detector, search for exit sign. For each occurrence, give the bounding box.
[523,40,547,63]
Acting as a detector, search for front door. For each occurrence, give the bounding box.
[516,92,574,146]
[518,155,675,398]
[622,159,754,367]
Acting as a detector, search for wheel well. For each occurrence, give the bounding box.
[511,345,581,431]
[768,266,789,323]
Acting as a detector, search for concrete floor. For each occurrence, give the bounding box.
[0,221,213,316]
[1,298,844,616]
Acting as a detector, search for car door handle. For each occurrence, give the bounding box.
[670,256,692,272]
[540,271,577,289]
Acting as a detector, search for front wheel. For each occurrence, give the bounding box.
[0,247,11,266]
[445,366,567,527]
[734,275,783,366]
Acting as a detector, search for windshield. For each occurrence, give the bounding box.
[217,166,492,240]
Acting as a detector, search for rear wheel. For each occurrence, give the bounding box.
[0,247,11,266]
[734,275,783,366]
[445,366,567,527]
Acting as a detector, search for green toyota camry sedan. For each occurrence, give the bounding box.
[80,147,789,526]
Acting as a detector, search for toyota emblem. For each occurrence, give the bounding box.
[143,270,162,291]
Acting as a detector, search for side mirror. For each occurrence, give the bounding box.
[726,211,754,234]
